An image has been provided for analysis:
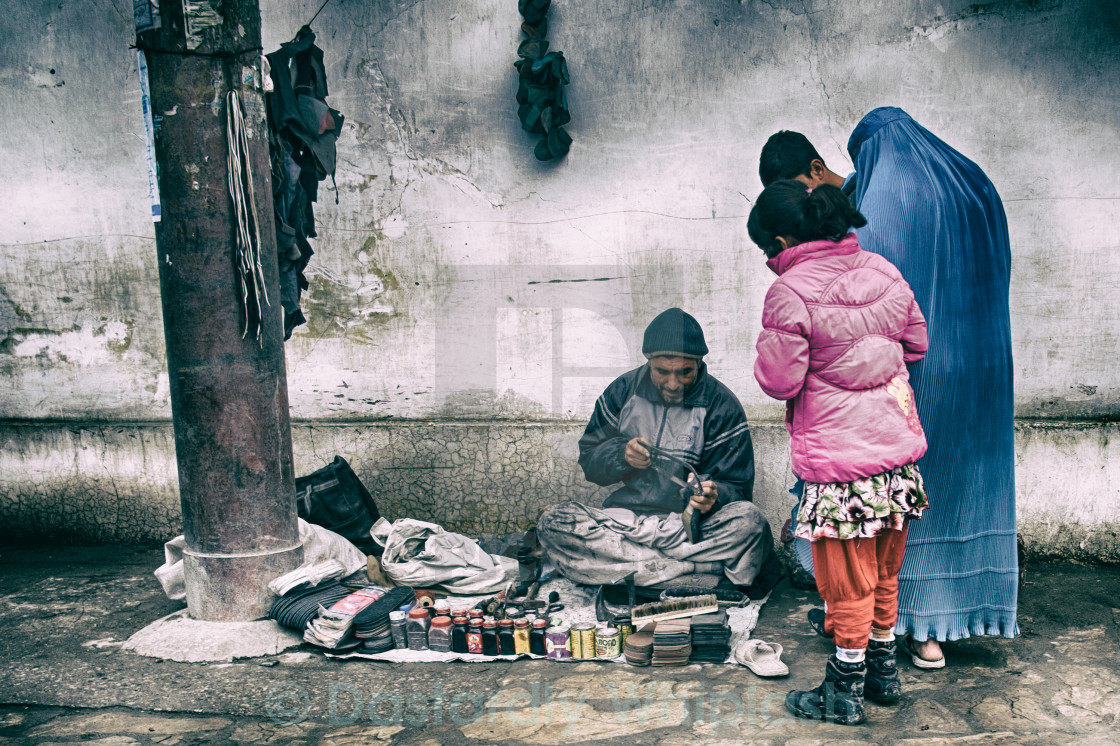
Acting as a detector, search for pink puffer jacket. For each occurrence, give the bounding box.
[754,233,928,484]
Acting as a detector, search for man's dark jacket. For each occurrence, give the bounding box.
[578,363,755,516]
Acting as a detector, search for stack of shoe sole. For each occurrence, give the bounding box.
[353,586,416,654]
[651,618,692,667]
[623,623,655,666]
[269,581,352,633]
[689,610,732,663]
[305,586,387,649]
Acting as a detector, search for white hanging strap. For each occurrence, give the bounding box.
[226,89,269,345]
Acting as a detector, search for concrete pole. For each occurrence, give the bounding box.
[138,1,302,621]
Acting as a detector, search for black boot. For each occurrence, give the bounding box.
[807,607,833,638]
[865,638,902,705]
[785,654,866,725]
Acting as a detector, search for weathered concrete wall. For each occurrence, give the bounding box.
[2,421,1117,564]
[0,1,1117,553]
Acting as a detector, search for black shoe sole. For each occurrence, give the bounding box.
[784,691,866,725]
[864,689,902,706]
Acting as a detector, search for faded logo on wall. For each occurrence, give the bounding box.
[434,266,644,419]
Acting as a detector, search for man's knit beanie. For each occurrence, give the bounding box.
[642,308,708,360]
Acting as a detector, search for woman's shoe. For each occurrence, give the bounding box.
[901,635,946,669]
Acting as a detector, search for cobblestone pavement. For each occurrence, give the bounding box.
[1,545,1119,745]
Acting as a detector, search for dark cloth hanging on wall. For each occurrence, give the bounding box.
[515,0,572,161]
[265,25,345,339]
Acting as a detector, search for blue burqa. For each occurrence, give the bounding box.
[843,107,1018,641]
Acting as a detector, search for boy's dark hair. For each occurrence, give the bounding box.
[759,131,823,186]
[747,180,867,258]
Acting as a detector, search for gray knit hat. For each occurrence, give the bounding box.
[642,308,708,360]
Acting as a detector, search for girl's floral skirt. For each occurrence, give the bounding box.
[795,462,928,541]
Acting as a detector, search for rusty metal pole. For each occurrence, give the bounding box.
[138,1,302,621]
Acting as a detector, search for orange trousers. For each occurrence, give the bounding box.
[811,526,908,650]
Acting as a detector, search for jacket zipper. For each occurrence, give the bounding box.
[654,406,668,452]
[653,406,672,499]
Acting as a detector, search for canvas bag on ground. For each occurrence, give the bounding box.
[296,456,381,556]
[154,519,367,601]
[372,518,517,595]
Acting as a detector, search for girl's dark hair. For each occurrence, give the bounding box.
[747,180,867,258]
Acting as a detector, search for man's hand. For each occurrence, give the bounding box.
[688,478,718,514]
[624,437,652,469]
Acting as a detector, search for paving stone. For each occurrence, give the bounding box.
[970,692,1061,730]
[26,712,231,737]
[317,723,405,743]
[1049,665,1120,726]
[460,700,688,743]
[228,720,319,743]
[895,734,1021,745]
[896,699,973,734]
[35,734,141,739]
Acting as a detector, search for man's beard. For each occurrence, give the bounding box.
[658,386,689,405]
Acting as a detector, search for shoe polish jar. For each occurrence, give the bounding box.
[498,619,516,655]
[530,618,548,655]
[466,618,484,654]
[389,610,407,649]
[428,615,452,653]
[513,618,531,654]
[406,608,431,651]
[451,616,469,653]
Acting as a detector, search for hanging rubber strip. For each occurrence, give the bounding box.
[226,90,269,345]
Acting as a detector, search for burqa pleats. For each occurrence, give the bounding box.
[845,107,1018,642]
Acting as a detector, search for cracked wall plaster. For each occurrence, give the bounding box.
[2,421,1118,563]
[1,1,1117,423]
[0,2,1118,549]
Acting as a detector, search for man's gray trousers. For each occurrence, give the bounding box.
[536,501,773,587]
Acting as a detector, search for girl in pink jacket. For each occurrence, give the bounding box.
[748,180,929,725]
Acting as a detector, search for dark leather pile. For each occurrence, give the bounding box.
[269,580,350,631]
[353,586,416,653]
[265,25,344,339]
[651,618,692,667]
[689,610,732,663]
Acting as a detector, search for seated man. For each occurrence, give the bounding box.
[538,308,782,598]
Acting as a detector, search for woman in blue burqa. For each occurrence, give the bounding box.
[767,107,1019,666]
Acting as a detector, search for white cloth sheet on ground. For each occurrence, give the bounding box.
[326,570,768,664]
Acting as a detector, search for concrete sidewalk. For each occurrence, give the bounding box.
[1,545,1119,745]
